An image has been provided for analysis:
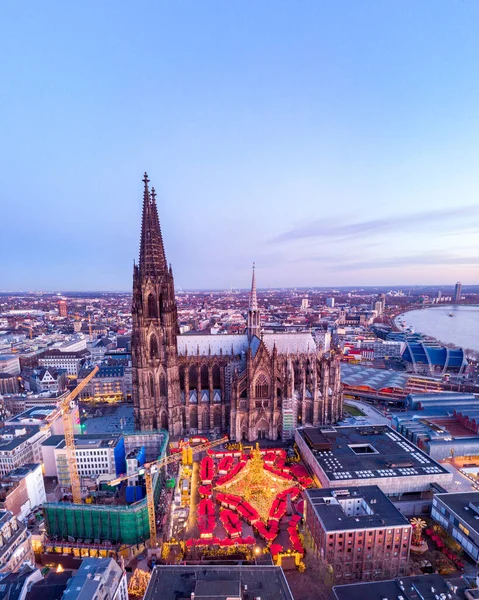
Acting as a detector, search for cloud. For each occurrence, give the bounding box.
[327,253,479,271]
[271,205,479,243]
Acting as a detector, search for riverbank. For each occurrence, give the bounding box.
[395,305,479,358]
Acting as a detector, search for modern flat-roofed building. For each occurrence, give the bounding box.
[332,573,462,600]
[8,463,46,511]
[1,463,46,520]
[5,402,80,439]
[454,281,462,304]
[144,565,295,600]
[296,425,452,495]
[431,491,479,563]
[305,486,411,581]
[41,433,125,492]
[0,354,21,375]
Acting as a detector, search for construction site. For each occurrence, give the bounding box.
[38,368,172,560]
[42,430,169,556]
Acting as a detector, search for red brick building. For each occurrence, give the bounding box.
[304,486,411,582]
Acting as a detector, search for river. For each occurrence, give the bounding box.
[395,305,479,352]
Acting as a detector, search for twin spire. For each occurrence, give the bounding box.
[139,172,167,277]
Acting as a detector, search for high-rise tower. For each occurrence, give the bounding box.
[454,281,462,304]
[132,173,181,434]
[246,263,261,340]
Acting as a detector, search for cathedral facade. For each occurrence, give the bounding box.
[132,174,343,441]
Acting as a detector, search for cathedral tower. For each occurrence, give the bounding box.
[246,263,261,340]
[132,173,181,434]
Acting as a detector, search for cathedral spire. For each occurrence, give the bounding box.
[139,173,167,277]
[247,262,261,341]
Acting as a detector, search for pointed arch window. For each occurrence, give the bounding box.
[212,364,221,388]
[200,365,209,389]
[202,410,209,429]
[255,374,270,399]
[189,365,198,389]
[190,407,198,429]
[214,406,221,428]
[150,335,159,359]
[179,366,185,389]
[161,411,168,430]
[147,293,158,318]
[149,373,155,397]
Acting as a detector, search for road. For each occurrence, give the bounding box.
[343,399,390,425]
[441,461,479,492]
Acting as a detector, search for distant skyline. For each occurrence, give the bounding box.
[1,2,479,291]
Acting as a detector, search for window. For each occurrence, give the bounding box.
[150,335,159,360]
[459,523,470,536]
[348,444,378,455]
[147,294,158,318]
[255,374,269,398]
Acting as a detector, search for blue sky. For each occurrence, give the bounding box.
[1,1,478,291]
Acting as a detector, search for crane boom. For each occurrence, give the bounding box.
[110,435,228,486]
[110,435,228,546]
[61,365,99,503]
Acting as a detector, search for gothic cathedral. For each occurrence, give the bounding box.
[132,174,343,441]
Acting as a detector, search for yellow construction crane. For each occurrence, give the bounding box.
[42,366,100,503]
[17,323,33,339]
[111,436,228,547]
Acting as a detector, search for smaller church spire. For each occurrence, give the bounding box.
[247,262,261,341]
[249,262,258,311]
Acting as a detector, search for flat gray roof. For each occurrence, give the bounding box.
[144,565,294,600]
[435,491,479,534]
[306,485,410,532]
[299,425,448,482]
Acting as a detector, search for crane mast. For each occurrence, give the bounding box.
[59,365,99,503]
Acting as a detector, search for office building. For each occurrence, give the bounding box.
[8,464,46,512]
[332,574,461,600]
[0,354,21,376]
[58,300,68,317]
[5,403,80,437]
[295,425,452,495]
[305,486,411,581]
[326,297,335,308]
[432,492,479,562]
[454,281,462,304]
[144,565,295,600]
[1,464,46,520]
[41,433,125,491]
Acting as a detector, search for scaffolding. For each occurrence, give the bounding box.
[43,431,169,547]
[43,469,163,546]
